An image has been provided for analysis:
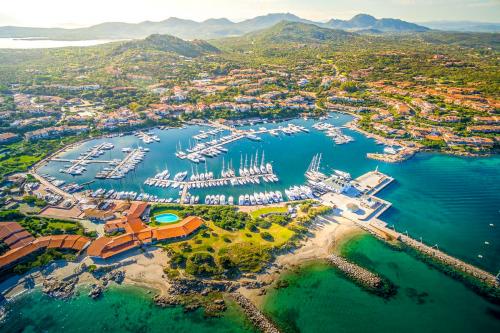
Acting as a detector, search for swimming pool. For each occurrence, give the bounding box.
[155,213,180,223]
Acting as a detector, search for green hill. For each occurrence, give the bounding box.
[114,34,220,57]
[235,21,356,45]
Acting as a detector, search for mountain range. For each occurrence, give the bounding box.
[0,13,430,41]
[418,21,500,33]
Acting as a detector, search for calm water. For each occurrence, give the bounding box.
[39,113,500,273]
[262,235,500,333]
[0,38,121,49]
[0,286,256,333]
[15,113,498,332]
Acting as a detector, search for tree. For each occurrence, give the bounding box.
[185,253,218,276]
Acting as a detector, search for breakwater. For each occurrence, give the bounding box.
[399,235,498,287]
[230,292,281,333]
[326,254,382,290]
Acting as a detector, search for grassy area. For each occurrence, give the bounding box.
[164,218,296,275]
[167,220,294,254]
[0,136,82,181]
[249,206,288,219]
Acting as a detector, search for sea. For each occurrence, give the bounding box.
[0,38,121,49]
[3,112,499,332]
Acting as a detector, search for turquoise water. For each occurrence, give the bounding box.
[0,286,256,333]
[378,154,500,274]
[38,113,500,273]
[18,113,499,331]
[155,213,180,223]
[262,235,500,333]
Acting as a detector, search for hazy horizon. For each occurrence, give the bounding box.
[0,0,499,28]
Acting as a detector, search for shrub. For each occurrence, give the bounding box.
[260,231,274,242]
[170,252,187,269]
[185,253,218,277]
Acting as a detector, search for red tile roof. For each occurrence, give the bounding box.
[0,231,91,269]
[87,214,204,259]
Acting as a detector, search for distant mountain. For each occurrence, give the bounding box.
[236,13,316,32]
[114,34,220,57]
[419,21,500,33]
[326,14,429,32]
[244,21,355,44]
[0,13,430,41]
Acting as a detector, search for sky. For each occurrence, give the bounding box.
[0,0,499,27]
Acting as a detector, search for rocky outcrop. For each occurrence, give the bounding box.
[240,280,269,289]
[153,294,181,308]
[88,284,104,299]
[168,278,239,295]
[230,292,281,333]
[86,269,125,299]
[42,277,78,300]
[102,270,125,285]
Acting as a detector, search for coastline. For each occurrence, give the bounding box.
[237,215,364,307]
[1,214,363,308]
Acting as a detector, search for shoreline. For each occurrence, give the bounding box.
[1,215,363,305]
[237,215,364,307]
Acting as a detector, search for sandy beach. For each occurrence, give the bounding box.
[1,214,363,309]
[238,214,363,306]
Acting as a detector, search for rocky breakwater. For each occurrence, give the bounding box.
[326,254,396,297]
[154,278,237,316]
[230,292,281,333]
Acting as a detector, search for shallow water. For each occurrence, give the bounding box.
[1,286,256,333]
[262,234,500,333]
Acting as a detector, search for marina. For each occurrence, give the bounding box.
[35,112,500,274]
[176,123,310,163]
[94,147,148,179]
[55,142,115,175]
[136,130,161,144]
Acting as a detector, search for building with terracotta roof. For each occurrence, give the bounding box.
[0,222,35,249]
[0,222,91,270]
[87,215,204,259]
[104,202,149,234]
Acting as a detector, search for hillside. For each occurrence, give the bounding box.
[114,34,220,57]
[326,14,429,32]
[231,21,356,45]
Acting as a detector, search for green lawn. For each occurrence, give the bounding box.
[249,206,288,219]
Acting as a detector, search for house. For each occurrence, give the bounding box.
[0,132,19,144]
[467,125,500,133]
[0,222,90,270]
[87,204,204,259]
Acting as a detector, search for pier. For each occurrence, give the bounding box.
[51,142,114,175]
[136,131,160,144]
[96,148,147,179]
[145,173,278,189]
[326,254,382,290]
[177,122,309,162]
[322,170,499,289]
